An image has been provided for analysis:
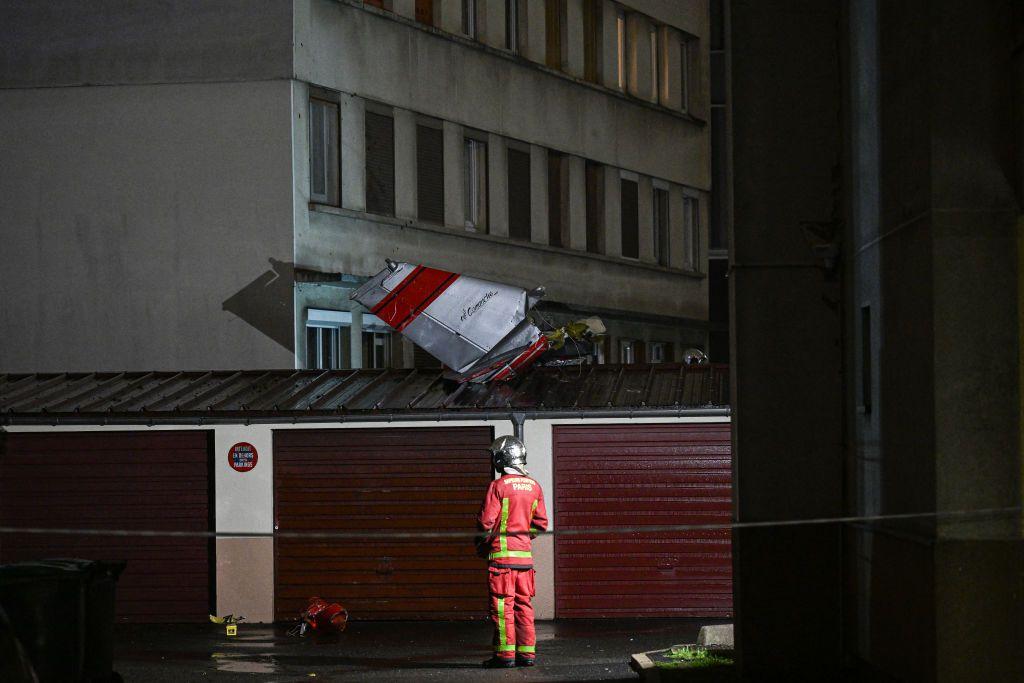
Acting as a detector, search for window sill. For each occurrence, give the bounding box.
[309,202,706,279]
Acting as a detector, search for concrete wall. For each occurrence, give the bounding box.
[845,0,1023,680]
[729,0,845,677]
[298,207,708,321]
[0,0,293,87]
[0,81,296,372]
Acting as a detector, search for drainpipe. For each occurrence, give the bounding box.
[511,412,526,441]
[349,306,364,369]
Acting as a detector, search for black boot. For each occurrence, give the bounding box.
[482,656,515,669]
[516,656,536,667]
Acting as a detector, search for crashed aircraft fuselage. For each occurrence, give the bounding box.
[350,261,548,383]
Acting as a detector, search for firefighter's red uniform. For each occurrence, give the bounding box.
[478,473,549,662]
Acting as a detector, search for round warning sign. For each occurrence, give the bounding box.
[228,442,258,472]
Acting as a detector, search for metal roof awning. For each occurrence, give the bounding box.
[0,365,730,426]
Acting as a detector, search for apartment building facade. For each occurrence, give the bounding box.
[0,0,710,373]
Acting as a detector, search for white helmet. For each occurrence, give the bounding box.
[490,435,527,473]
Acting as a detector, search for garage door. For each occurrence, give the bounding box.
[554,423,732,618]
[274,427,493,621]
[0,431,213,622]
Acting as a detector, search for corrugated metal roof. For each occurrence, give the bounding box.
[0,365,729,423]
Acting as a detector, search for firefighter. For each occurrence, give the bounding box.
[477,435,549,668]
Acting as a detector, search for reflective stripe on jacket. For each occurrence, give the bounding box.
[477,474,549,566]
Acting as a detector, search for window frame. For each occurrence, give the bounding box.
[308,89,340,207]
[652,180,670,266]
[464,132,489,233]
[680,36,691,114]
[682,193,701,271]
[619,170,640,260]
[462,0,477,38]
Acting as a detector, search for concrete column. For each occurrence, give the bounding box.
[668,184,686,269]
[603,167,622,257]
[564,0,585,78]
[214,423,275,622]
[529,145,549,245]
[567,155,587,250]
[487,133,508,237]
[349,307,363,369]
[522,419,554,620]
[443,121,465,228]
[393,108,417,220]
[438,0,462,33]
[525,0,546,64]
[393,0,415,20]
[638,175,655,263]
[340,95,366,212]
[481,0,506,49]
[601,0,620,89]
[401,337,415,368]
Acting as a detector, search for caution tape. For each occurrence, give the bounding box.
[0,506,1018,540]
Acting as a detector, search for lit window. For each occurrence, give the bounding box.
[308,95,339,206]
[616,9,627,90]
[464,136,488,232]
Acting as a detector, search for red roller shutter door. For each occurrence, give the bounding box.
[274,427,492,621]
[554,422,733,618]
[0,431,213,623]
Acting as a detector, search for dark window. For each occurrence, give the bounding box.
[365,111,395,216]
[583,0,602,83]
[653,187,670,266]
[547,151,569,247]
[507,147,532,241]
[585,161,604,254]
[545,0,566,69]
[620,178,639,258]
[309,96,339,206]
[683,196,700,269]
[416,123,444,224]
[415,0,433,25]
[710,107,728,250]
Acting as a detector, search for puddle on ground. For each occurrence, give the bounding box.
[211,652,278,674]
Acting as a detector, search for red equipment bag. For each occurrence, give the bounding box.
[300,597,348,634]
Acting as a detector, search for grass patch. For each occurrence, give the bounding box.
[654,646,734,670]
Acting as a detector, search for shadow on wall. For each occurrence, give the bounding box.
[222,258,295,353]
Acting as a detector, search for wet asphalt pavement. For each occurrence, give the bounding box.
[113,618,726,681]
